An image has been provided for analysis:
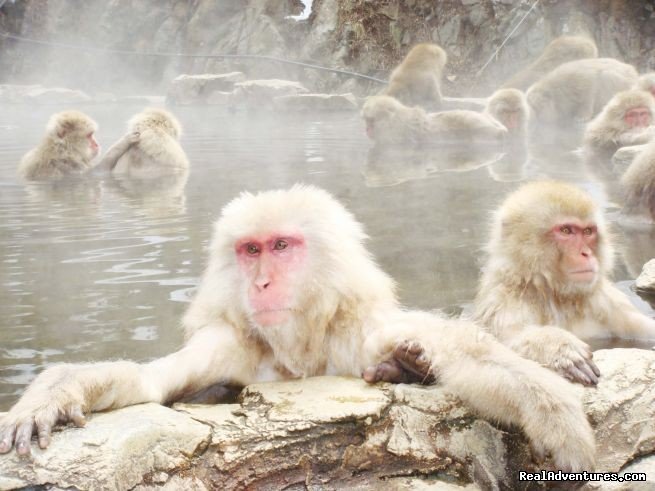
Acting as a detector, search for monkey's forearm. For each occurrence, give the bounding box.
[97,135,134,170]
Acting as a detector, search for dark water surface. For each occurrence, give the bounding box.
[0,104,653,409]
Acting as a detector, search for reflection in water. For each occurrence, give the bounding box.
[0,106,653,409]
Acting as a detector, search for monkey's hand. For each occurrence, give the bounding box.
[0,364,89,455]
[508,326,600,386]
[127,131,140,144]
[363,340,437,384]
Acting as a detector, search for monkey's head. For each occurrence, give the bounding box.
[184,185,395,333]
[46,110,99,160]
[542,36,598,64]
[405,43,448,71]
[128,108,182,140]
[490,181,613,295]
[486,89,529,133]
[600,89,655,132]
[636,73,655,99]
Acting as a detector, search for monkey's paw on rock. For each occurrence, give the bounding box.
[2,349,655,490]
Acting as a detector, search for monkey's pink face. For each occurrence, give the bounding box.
[87,132,100,158]
[551,220,599,284]
[235,233,308,326]
[500,110,521,130]
[624,107,651,128]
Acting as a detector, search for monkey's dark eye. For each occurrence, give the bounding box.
[274,239,288,251]
[583,227,593,236]
[246,244,260,255]
[560,226,572,235]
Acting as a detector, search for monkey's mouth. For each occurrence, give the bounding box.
[365,120,375,138]
[569,269,597,282]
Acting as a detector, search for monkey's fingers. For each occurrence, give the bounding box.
[565,364,595,387]
[15,419,35,456]
[68,406,87,427]
[37,422,52,449]
[393,341,437,384]
[0,425,17,454]
[363,360,410,383]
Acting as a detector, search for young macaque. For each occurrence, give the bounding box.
[99,108,189,177]
[526,58,638,123]
[0,185,594,472]
[475,181,655,386]
[18,111,100,180]
[362,95,507,145]
[484,88,529,142]
[502,35,598,90]
[583,89,655,154]
[382,43,447,110]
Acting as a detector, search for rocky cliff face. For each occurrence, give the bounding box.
[0,0,653,97]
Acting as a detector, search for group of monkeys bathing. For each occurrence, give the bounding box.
[3,36,655,475]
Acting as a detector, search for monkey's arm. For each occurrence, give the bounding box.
[0,325,253,455]
[96,132,140,170]
[501,324,600,386]
[600,283,655,338]
[618,127,655,147]
[361,311,595,472]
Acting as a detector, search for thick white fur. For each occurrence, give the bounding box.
[0,185,594,471]
[362,95,506,145]
[584,89,655,152]
[101,108,189,177]
[475,181,655,375]
[18,110,98,180]
[621,139,655,221]
[503,35,598,90]
[527,58,638,123]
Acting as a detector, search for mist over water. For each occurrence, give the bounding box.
[0,103,653,409]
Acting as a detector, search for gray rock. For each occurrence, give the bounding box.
[168,72,246,105]
[25,87,92,105]
[115,95,167,106]
[273,92,358,111]
[0,84,44,103]
[0,404,210,491]
[205,90,235,105]
[3,351,655,489]
[636,259,655,292]
[232,79,309,108]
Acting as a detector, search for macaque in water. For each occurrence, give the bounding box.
[0,185,594,472]
[484,88,529,141]
[362,95,507,145]
[502,35,598,91]
[583,89,655,153]
[474,181,655,386]
[621,139,655,221]
[636,72,655,98]
[382,43,447,110]
[18,111,100,180]
[526,58,638,123]
[98,108,189,177]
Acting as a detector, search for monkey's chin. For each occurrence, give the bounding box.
[568,270,597,284]
[251,309,292,327]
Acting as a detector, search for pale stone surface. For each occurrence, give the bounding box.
[116,95,166,105]
[232,79,309,107]
[273,92,358,111]
[636,259,655,292]
[167,72,246,105]
[25,87,92,104]
[584,349,655,472]
[0,404,210,491]
[0,85,92,104]
[3,353,655,489]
